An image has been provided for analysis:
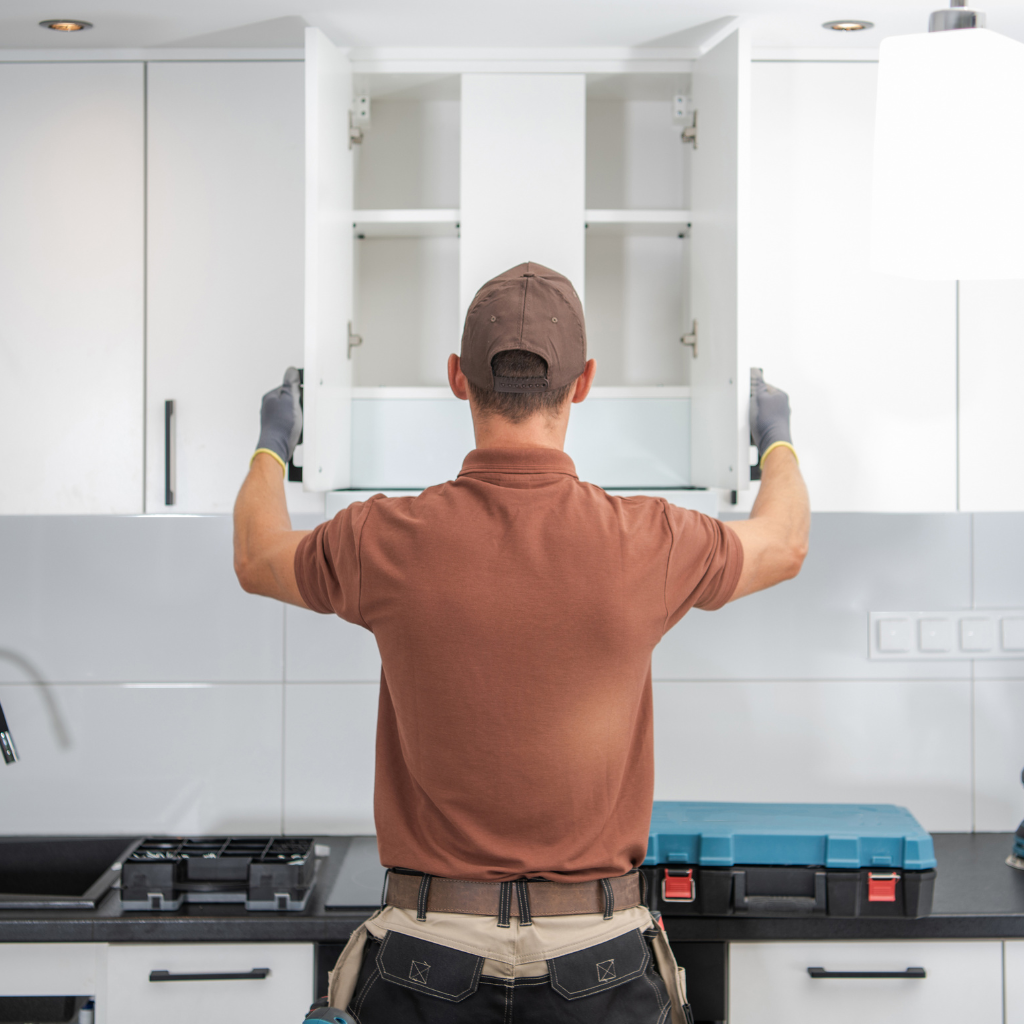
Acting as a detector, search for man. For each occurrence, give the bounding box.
[234,263,809,1024]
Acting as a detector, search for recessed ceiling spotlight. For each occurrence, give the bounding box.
[40,19,93,32]
[823,19,874,31]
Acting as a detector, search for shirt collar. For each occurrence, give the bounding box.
[458,447,578,478]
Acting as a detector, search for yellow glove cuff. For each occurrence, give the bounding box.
[252,448,288,475]
[759,441,799,469]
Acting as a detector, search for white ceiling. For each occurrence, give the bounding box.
[3,0,1023,51]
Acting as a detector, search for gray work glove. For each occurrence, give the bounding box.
[749,368,795,466]
[255,367,302,469]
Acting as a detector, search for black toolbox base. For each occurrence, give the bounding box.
[645,865,936,919]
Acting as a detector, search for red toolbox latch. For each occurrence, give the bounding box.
[867,871,900,902]
[662,868,696,903]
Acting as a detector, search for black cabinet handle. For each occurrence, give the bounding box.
[808,967,926,980]
[149,968,270,982]
[164,399,176,506]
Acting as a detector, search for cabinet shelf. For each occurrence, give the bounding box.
[353,209,459,237]
[585,209,692,235]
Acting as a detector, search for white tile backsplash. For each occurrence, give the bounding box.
[284,606,382,683]
[974,678,1024,832]
[653,680,973,833]
[283,683,378,834]
[0,682,283,834]
[0,511,1019,836]
[0,516,283,684]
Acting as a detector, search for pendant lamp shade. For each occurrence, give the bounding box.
[871,28,1024,280]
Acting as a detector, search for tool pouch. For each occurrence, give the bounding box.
[647,919,695,1024]
[326,919,370,1011]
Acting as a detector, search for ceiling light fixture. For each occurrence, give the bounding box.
[823,20,874,31]
[870,0,1024,279]
[40,19,92,32]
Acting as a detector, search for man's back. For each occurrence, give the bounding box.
[296,447,741,881]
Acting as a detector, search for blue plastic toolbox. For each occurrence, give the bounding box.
[643,802,937,919]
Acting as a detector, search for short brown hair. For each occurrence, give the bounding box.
[467,350,575,423]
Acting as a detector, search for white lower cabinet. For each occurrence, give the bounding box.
[1007,941,1024,1024]
[0,943,106,997]
[104,943,313,1024]
[729,940,1003,1024]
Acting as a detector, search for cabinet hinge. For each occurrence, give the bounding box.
[680,320,698,358]
[348,321,363,359]
[349,95,371,148]
[681,110,698,149]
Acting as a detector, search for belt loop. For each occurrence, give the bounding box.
[515,879,533,926]
[380,869,391,912]
[601,878,615,920]
[416,874,432,921]
[638,870,648,908]
[497,881,513,928]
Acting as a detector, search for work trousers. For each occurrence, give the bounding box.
[326,903,693,1024]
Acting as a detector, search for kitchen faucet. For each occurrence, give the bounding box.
[0,699,17,763]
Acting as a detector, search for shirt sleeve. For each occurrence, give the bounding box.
[293,498,378,626]
[662,504,744,631]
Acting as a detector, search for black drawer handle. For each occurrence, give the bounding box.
[808,967,926,980]
[149,969,271,982]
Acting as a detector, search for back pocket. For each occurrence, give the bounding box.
[548,928,652,1000]
[375,931,484,1003]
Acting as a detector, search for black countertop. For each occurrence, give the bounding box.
[2,833,1023,944]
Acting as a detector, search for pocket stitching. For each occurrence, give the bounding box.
[548,929,652,1000]
[376,929,485,1003]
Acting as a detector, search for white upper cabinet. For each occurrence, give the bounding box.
[689,24,752,492]
[146,58,320,514]
[304,28,355,492]
[747,59,957,512]
[460,73,587,311]
[0,62,144,515]
[304,29,757,498]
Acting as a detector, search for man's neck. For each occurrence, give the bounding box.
[470,410,569,451]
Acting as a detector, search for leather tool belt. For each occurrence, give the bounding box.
[384,869,643,920]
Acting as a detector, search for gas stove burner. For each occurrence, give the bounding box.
[120,836,318,912]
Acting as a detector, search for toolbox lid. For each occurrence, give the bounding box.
[645,802,937,870]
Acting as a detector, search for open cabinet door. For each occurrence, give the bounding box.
[689,22,752,493]
[304,27,353,491]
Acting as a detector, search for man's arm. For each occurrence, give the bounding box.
[724,371,810,601]
[232,368,311,608]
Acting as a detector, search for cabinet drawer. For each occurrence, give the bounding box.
[1007,941,1024,1024]
[105,943,313,1024]
[0,943,106,996]
[729,940,1002,1024]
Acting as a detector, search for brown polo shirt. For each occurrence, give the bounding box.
[294,448,742,882]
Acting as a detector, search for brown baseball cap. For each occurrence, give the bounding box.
[460,262,587,392]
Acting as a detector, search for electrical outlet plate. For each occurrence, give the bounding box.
[869,610,1024,659]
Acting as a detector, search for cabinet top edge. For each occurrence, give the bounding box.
[0,48,304,62]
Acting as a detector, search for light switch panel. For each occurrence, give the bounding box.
[877,618,912,653]
[1001,617,1024,652]
[870,610,1024,659]
[960,618,995,652]
[919,618,953,652]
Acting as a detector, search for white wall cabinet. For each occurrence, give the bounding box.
[146,59,321,515]
[304,27,753,497]
[104,943,313,1024]
[747,60,958,513]
[0,62,144,515]
[729,940,1003,1024]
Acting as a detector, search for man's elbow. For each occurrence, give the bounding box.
[780,538,808,581]
[234,556,262,595]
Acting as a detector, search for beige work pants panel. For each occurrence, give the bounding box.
[327,905,691,1024]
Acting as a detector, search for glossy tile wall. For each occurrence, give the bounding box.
[0,512,1021,835]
